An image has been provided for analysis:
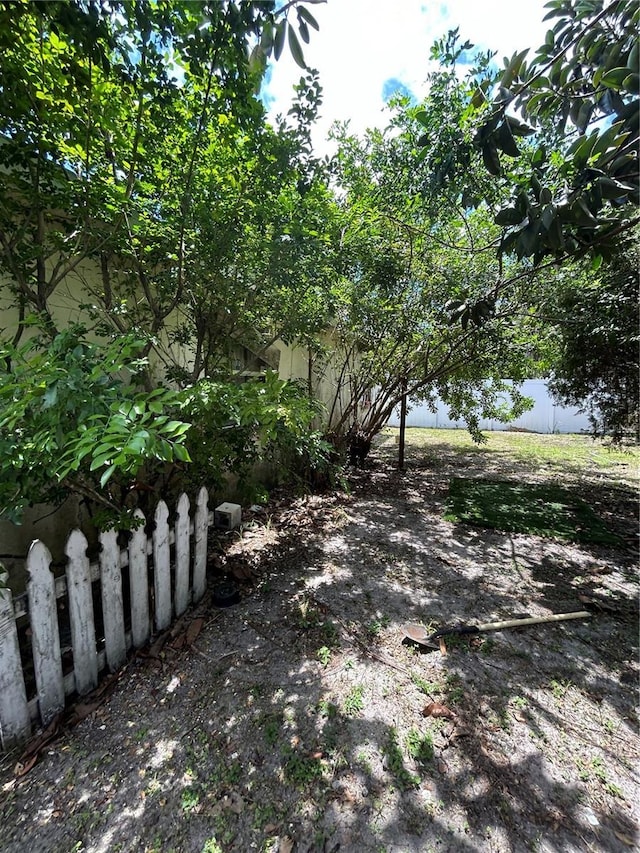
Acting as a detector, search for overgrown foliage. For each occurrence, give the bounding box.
[471,0,639,262]
[1,0,634,527]
[0,0,332,522]
[180,371,333,502]
[0,326,191,525]
[320,54,560,447]
[548,235,639,441]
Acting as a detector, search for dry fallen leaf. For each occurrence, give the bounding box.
[185,617,204,645]
[14,755,38,777]
[438,637,448,655]
[279,836,294,853]
[422,701,455,719]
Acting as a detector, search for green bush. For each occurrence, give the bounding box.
[0,325,191,525]
[180,371,334,502]
[1,326,335,527]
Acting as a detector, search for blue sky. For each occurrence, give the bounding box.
[264,0,549,154]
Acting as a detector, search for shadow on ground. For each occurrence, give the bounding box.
[0,436,638,853]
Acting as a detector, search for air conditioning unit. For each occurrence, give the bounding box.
[214,502,242,530]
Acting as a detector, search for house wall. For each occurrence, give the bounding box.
[275,337,358,429]
[386,379,592,434]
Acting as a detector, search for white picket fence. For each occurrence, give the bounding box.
[0,487,210,752]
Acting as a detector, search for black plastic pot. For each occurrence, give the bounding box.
[212,579,240,608]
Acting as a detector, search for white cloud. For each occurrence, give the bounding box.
[264,0,549,155]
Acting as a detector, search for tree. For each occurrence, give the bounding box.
[320,94,560,448]
[0,0,324,351]
[470,0,639,262]
[547,234,639,441]
[0,0,332,522]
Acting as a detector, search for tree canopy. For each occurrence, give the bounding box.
[0,0,635,525]
[469,0,639,262]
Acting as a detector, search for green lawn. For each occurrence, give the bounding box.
[379,427,638,482]
[444,477,623,545]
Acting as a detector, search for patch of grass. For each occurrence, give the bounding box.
[382,728,420,790]
[549,678,572,700]
[386,428,639,479]
[405,728,434,764]
[479,637,496,655]
[356,747,375,775]
[410,672,442,695]
[343,684,365,716]
[316,645,332,667]
[181,785,200,814]
[251,803,279,831]
[282,747,324,788]
[366,615,391,638]
[317,698,338,719]
[444,478,622,545]
[261,713,282,746]
[445,673,464,705]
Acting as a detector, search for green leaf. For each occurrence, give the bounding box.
[273,20,286,61]
[165,421,191,437]
[506,116,535,137]
[495,121,520,157]
[501,48,529,89]
[541,203,556,230]
[90,453,113,471]
[495,206,523,226]
[173,443,192,463]
[470,86,488,108]
[592,121,629,158]
[482,139,501,175]
[597,175,636,199]
[600,67,631,89]
[298,19,310,44]
[287,24,306,69]
[570,197,599,225]
[297,6,320,30]
[100,464,117,488]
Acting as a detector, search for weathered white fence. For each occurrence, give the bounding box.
[386,380,593,434]
[0,487,210,752]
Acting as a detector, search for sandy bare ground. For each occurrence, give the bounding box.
[0,431,638,853]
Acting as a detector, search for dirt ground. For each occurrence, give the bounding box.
[1,431,638,853]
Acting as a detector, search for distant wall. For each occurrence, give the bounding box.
[386,380,592,434]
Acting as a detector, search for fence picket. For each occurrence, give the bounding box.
[65,530,98,695]
[193,487,208,602]
[99,529,126,672]
[27,541,65,724]
[2,489,214,752]
[129,509,150,649]
[0,571,30,749]
[153,501,172,631]
[175,493,190,616]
